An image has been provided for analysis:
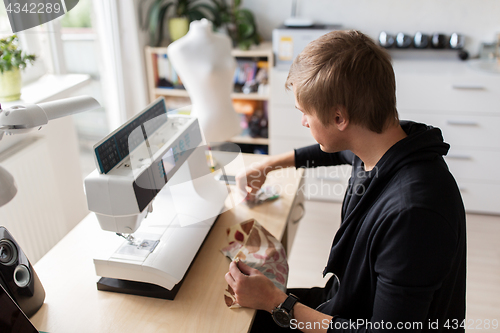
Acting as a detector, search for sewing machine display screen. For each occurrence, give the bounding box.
[94,99,167,174]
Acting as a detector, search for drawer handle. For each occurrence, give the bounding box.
[451,84,486,90]
[447,120,479,127]
[447,154,473,160]
[291,203,305,224]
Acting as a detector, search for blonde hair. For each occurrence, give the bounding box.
[285,30,398,133]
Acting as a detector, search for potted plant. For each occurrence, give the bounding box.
[140,0,217,46]
[0,35,36,102]
[211,0,260,50]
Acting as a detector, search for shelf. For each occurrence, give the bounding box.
[231,41,273,58]
[146,42,273,154]
[154,88,269,101]
[147,42,273,59]
[231,92,269,101]
[154,88,189,97]
[228,135,269,145]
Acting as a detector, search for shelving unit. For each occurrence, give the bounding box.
[152,88,270,101]
[144,42,273,150]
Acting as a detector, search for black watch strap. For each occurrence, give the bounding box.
[281,294,299,312]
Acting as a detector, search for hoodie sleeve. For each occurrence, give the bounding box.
[295,144,354,168]
[325,208,460,332]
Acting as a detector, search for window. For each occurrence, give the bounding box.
[1,1,109,179]
[1,5,54,84]
[58,0,110,179]
[0,4,10,36]
[60,0,98,77]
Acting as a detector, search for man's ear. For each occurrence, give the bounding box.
[334,107,349,131]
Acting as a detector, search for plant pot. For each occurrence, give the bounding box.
[0,68,22,102]
[169,17,189,42]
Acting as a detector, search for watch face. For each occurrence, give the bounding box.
[273,309,292,328]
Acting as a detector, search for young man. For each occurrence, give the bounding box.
[225,30,466,332]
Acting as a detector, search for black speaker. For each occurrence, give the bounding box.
[0,283,38,333]
[0,227,45,318]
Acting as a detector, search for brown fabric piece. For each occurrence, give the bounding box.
[221,219,289,308]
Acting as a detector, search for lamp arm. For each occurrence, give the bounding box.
[38,96,101,121]
[0,96,101,139]
[0,95,101,206]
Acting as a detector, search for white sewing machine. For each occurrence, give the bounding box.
[84,98,240,299]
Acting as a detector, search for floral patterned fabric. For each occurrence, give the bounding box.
[220,219,289,308]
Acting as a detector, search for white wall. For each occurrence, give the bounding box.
[131,1,500,62]
[242,0,500,55]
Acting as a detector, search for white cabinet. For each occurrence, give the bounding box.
[271,105,312,139]
[270,60,500,213]
[395,70,500,114]
[396,60,500,214]
[400,112,500,149]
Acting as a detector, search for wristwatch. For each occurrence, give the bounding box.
[272,294,299,328]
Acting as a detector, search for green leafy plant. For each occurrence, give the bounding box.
[211,0,260,50]
[0,35,36,73]
[140,0,217,46]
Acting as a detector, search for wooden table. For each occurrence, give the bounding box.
[31,153,304,333]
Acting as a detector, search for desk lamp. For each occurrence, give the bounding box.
[0,96,100,198]
[0,96,100,318]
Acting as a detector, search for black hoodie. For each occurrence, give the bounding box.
[294,121,466,332]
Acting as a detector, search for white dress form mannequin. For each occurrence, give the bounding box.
[167,19,240,144]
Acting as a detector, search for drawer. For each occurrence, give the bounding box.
[455,181,500,215]
[399,112,500,149]
[395,68,500,114]
[445,148,500,182]
[269,105,312,140]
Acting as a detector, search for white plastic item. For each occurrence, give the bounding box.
[0,165,17,207]
[0,96,100,136]
[284,17,314,28]
[38,96,101,120]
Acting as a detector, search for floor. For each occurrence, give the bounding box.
[287,200,500,329]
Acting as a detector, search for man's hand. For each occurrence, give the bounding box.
[236,162,268,202]
[224,260,287,313]
[225,260,334,333]
[235,151,296,202]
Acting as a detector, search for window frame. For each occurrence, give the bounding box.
[1,4,67,85]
